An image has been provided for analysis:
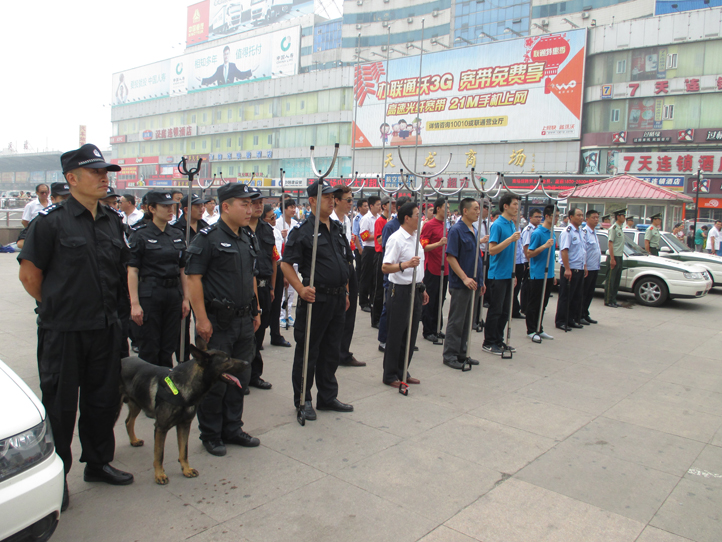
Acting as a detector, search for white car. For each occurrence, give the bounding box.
[554,228,712,306]
[0,360,64,542]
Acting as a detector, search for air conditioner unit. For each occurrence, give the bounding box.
[384,0,390,3]
[432,9,439,17]
[382,21,389,27]
[356,0,363,5]
[541,19,549,26]
[356,24,362,30]
[407,17,413,23]
[381,45,388,51]
[581,11,590,18]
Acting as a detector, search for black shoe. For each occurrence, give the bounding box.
[443,359,465,370]
[249,378,272,390]
[569,322,584,329]
[578,319,590,326]
[586,317,598,324]
[131,345,139,353]
[414,346,419,352]
[361,306,371,313]
[483,302,490,308]
[437,332,446,339]
[243,386,250,395]
[499,342,516,353]
[84,464,134,485]
[258,345,264,351]
[62,481,69,512]
[378,344,385,352]
[424,334,438,342]
[371,322,379,329]
[271,337,292,347]
[225,430,260,447]
[556,324,572,332]
[299,400,316,421]
[202,440,227,456]
[460,356,480,365]
[512,313,525,319]
[604,303,619,308]
[475,324,484,332]
[316,398,354,412]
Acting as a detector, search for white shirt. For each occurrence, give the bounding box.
[359,212,378,247]
[708,226,721,251]
[275,215,299,248]
[22,199,50,223]
[384,227,425,285]
[124,208,145,226]
[331,210,354,261]
[272,226,283,255]
[203,209,220,224]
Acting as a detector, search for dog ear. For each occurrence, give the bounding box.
[194,337,209,352]
[189,343,209,365]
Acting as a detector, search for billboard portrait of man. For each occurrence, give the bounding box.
[199,45,254,86]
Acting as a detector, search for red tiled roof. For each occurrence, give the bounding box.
[561,174,693,202]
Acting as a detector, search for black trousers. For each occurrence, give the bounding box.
[581,270,599,320]
[251,283,273,381]
[421,272,448,338]
[292,293,345,407]
[383,284,423,384]
[483,278,512,346]
[340,263,358,364]
[270,266,285,340]
[555,267,584,327]
[196,314,254,442]
[358,248,375,308]
[525,278,554,334]
[38,324,122,474]
[138,284,182,369]
[512,263,530,316]
[371,251,385,325]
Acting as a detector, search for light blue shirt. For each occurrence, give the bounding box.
[517,223,536,264]
[559,224,586,270]
[582,224,601,271]
[352,213,362,238]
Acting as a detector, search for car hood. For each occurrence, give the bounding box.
[668,252,722,264]
[0,360,45,440]
[633,254,708,273]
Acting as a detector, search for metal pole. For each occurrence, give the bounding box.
[693,168,700,241]
[413,19,425,177]
[351,33,361,179]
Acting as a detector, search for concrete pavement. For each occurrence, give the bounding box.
[1,255,720,542]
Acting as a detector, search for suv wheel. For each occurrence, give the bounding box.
[634,276,668,306]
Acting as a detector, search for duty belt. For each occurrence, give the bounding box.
[140,276,179,287]
[315,285,346,296]
[390,283,426,295]
[207,301,253,317]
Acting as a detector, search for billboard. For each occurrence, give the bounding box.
[112,26,300,105]
[353,29,587,148]
[187,0,311,46]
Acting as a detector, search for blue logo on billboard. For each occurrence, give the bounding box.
[637,176,684,188]
[281,36,291,51]
[176,62,183,75]
[142,130,153,140]
[384,174,414,189]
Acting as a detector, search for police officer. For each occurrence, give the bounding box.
[580,209,601,325]
[605,208,626,308]
[245,187,276,390]
[18,144,134,511]
[185,183,262,457]
[555,207,587,331]
[127,191,190,368]
[645,213,662,256]
[281,180,354,421]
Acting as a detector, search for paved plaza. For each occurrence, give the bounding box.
[1,256,721,542]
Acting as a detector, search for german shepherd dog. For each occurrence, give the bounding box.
[119,338,248,485]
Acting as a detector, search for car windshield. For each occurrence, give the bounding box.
[624,238,647,256]
[662,232,692,252]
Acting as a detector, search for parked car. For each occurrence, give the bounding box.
[624,229,722,286]
[0,360,64,542]
[553,228,713,306]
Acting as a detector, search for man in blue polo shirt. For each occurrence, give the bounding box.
[443,198,487,369]
[555,207,587,331]
[483,193,521,355]
[525,204,557,340]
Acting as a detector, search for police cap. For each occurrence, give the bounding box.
[218,183,256,204]
[104,187,119,199]
[612,208,627,217]
[50,182,70,197]
[146,191,176,205]
[181,193,203,208]
[649,213,662,221]
[307,179,336,198]
[61,144,121,174]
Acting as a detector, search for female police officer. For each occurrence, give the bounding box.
[127,190,190,368]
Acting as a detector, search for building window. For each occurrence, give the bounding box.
[616,60,626,74]
[216,110,222,121]
[253,135,259,145]
[228,166,235,175]
[663,104,675,120]
[202,140,207,149]
[239,108,243,118]
[286,102,290,111]
[191,114,196,123]
[215,138,221,148]
[238,136,242,146]
[667,54,678,69]
[611,109,620,123]
[150,119,154,129]
[267,134,273,145]
[254,105,260,115]
[191,141,196,150]
[203,112,207,122]
[227,109,232,120]
[227,137,231,147]
[300,100,305,110]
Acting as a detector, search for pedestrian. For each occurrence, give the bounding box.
[580,209,601,325]
[18,144,134,511]
[101,187,121,209]
[21,184,51,227]
[420,197,450,343]
[276,198,299,327]
[513,208,540,318]
[331,185,365,367]
[707,220,722,256]
[673,223,685,243]
[381,202,429,386]
[352,197,368,262]
[686,225,695,249]
[644,213,662,255]
[120,194,144,227]
[525,204,557,340]
[265,205,292,348]
[695,225,708,252]
[202,197,220,224]
[127,191,190,368]
[372,196,395,327]
[358,195,380,311]
[482,193,521,355]
[281,180,354,421]
[475,202,491,330]
[555,208,587,331]
[443,198,485,369]
[605,208,626,308]
[185,183,262,457]
[16,182,71,250]
[168,189,184,225]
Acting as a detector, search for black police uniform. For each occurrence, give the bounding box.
[185,215,258,445]
[128,216,187,368]
[172,212,209,362]
[283,212,351,408]
[18,195,128,474]
[245,218,277,385]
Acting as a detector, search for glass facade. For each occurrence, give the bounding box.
[454,0,531,45]
[532,0,634,18]
[314,19,342,53]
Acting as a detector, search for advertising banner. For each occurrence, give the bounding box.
[616,152,722,175]
[187,0,210,45]
[112,27,299,104]
[353,29,586,148]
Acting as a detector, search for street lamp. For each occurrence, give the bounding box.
[561,18,580,28]
[479,31,498,41]
[454,36,474,46]
[389,47,408,56]
[430,38,451,48]
[407,42,428,53]
[504,27,524,37]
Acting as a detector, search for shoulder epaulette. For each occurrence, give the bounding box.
[107,205,125,219]
[38,204,60,216]
[130,223,147,232]
[199,225,215,236]
[566,225,572,232]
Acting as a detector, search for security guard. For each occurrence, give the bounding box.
[555,207,587,331]
[185,183,262,457]
[18,144,134,510]
[580,209,601,325]
[644,213,662,256]
[127,191,190,368]
[245,187,276,390]
[281,180,354,421]
[605,208,626,308]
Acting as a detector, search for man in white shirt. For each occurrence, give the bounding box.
[358,195,381,311]
[120,194,144,226]
[276,198,299,327]
[381,202,429,388]
[202,197,220,224]
[21,184,51,227]
[707,220,722,255]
